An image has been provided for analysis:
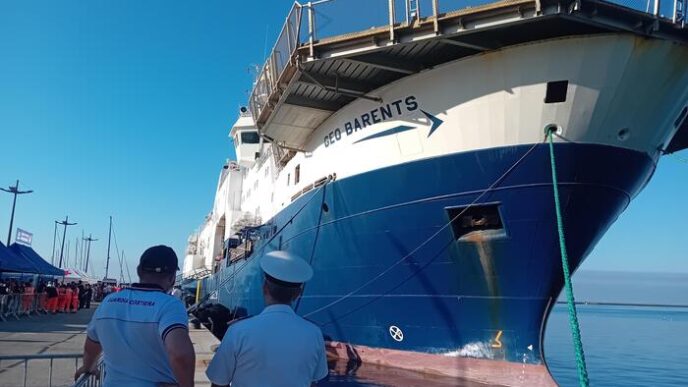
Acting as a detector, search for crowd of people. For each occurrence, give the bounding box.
[0,279,95,314]
[0,278,153,317]
[93,282,122,301]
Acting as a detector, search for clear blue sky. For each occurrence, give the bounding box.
[0,1,686,281]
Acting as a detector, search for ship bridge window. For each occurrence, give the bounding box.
[241,131,260,144]
[545,80,568,104]
[295,165,301,184]
[446,204,504,240]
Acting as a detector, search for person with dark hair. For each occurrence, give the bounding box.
[70,283,79,313]
[10,279,20,294]
[64,284,74,313]
[83,284,92,309]
[206,250,328,387]
[36,280,47,312]
[93,284,101,302]
[77,281,85,309]
[75,245,195,387]
[21,281,34,314]
[46,282,59,314]
[57,284,66,313]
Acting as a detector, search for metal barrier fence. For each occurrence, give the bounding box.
[0,295,103,386]
[0,292,87,320]
[0,293,50,321]
[72,356,105,387]
[0,353,104,387]
[0,353,98,387]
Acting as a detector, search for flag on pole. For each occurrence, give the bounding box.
[16,228,33,246]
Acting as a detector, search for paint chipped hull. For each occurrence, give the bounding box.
[204,141,654,384]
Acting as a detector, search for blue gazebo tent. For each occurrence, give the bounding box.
[9,244,64,276]
[0,241,37,273]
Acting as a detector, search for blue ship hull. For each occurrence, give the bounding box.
[203,142,654,370]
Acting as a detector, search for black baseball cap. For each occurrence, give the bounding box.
[139,245,179,273]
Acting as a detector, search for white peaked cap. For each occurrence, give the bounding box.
[260,250,313,284]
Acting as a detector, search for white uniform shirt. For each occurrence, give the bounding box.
[206,304,328,387]
[86,283,188,387]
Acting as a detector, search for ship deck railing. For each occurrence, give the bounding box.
[247,0,688,150]
[183,268,213,281]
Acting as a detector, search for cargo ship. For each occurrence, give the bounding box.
[183,0,688,385]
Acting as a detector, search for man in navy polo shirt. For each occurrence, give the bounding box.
[76,245,196,387]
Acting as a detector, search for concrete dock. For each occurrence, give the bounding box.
[0,307,220,387]
[0,308,494,386]
[189,324,220,386]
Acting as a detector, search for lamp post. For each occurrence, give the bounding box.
[0,180,33,245]
[56,216,77,268]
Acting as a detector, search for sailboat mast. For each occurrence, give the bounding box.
[80,230,85,270]
[104,216,112,280]
[75,236,79,268]
[123,251,132,284]
[65,240,70,267]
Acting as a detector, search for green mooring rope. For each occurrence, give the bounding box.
[547,130,590,387]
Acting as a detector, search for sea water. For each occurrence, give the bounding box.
[546,271,688,386]
[321,271,688,386]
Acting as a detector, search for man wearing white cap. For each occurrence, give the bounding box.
[206,250,328,387]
